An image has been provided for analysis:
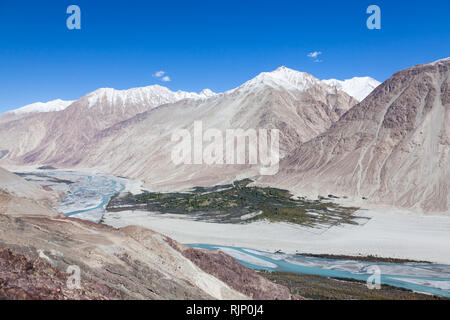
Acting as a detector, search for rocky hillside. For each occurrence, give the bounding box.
[0,167,299,300]
[0,247,122,300]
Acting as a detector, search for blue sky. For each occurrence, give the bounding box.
[0,0,449,112]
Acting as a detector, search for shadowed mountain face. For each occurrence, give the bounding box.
[264,58,450,213]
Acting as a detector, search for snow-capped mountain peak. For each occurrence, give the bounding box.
[83,85,216,108]
[234,66,321,93]
[199,88,216,97]
[4,85,217,116]
[229,65,380,102]
[8,99,75,115]
[322,76,381,101]
[424,57,450,66]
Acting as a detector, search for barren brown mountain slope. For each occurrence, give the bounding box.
[262,58,450,213]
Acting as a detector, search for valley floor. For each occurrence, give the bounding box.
[102,208,450,265]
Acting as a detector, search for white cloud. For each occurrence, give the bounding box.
[161,76,171,82]
[307,51,322,59]
[153,71,165,77]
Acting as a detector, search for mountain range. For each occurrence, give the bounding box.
[0,67,362,186]
[2,72,376,116]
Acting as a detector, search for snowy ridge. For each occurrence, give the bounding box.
[425,57,450,66]
[229,66,379,101]
[8,99,75,115]
[322,77,381,101]
[232,66,322,93]
[84,85,216,108]
[5,86,216,115]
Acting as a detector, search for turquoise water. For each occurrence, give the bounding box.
[189,244,450,298]
[58,174,125,216]
[19,170,125,218]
